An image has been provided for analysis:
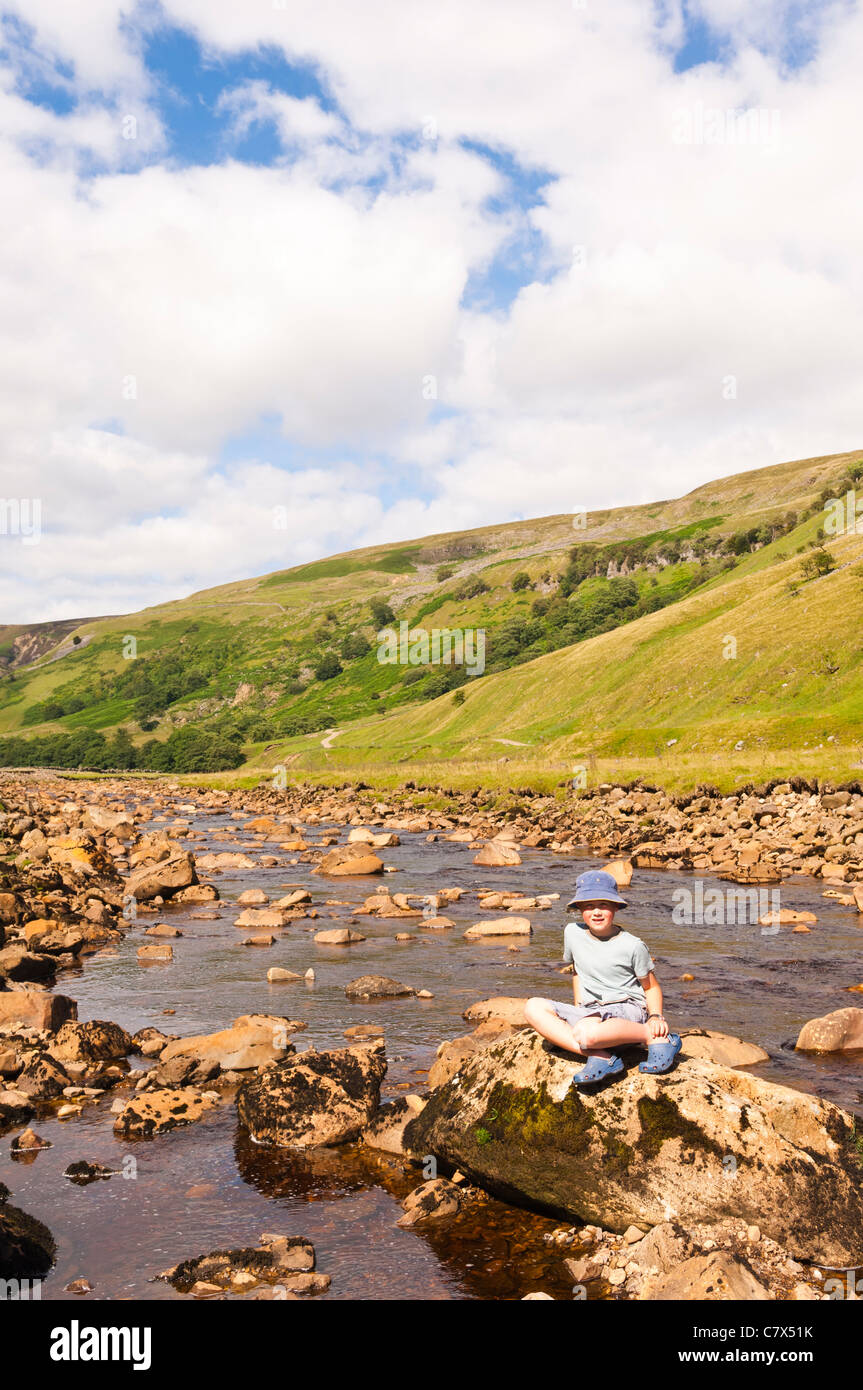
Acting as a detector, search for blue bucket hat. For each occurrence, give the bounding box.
[566,869,627,910]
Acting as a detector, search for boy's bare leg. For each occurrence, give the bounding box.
[581,1018,650,1052]
[525,1001,652,1059]
[523,998,589,1056]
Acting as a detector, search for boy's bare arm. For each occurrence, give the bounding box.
[640,971,668,1038]
[572,970,581,1006]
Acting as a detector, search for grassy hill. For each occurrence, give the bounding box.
[2,446,862,790]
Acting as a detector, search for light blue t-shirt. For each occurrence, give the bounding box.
[562,922,655,1005]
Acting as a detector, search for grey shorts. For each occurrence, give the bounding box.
[546,998,648,1028]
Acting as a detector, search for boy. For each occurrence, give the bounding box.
[524,868,681,1084]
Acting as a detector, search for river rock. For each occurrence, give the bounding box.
[397,1177,461,1228]
[473,843,522,867]
[174,883,219,903]
[313,928,366,945]
[233,908,293,929]
[679,1029,769,1068]
[0,947,56,984]
[158,1233,325,1297]
[237,1041,387,1147]
[137,943,173,962]
[758,909,817,927]
[640,1250,770,1301]
[15,1053,70,1100]
[159,1019,298,1072]
[403,1028,863,1265]
[315,846,384,877]
[795,1008,863,1052]
[0,991,76,1033]
[464,916,532,939]
[195,852,256,871]
[113,1087,220,1138]
[362,1094,426,1154]
[273,890,312,908]
[46,1019,132,1066]
[0,1089,35,1131]
[125,850,197,902]
[0,1181,56,1278]
[462,997,528,1027]
[345,976,415,1000]
[428,1019,522,1088]
[604,859,633,888]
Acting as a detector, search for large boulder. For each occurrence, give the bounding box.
[403,1029,863,1265]
[0,990,76,1033]
[795,1008,863,1053]
[47,1019,133,1066]
[0,1182,56,1279]
[428,1019,522,1088]
[125,850,197,902]
[237,1041,387,1147]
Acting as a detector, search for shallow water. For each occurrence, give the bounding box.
[3,798,862,1300]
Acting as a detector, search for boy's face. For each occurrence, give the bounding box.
[580,901,618,935]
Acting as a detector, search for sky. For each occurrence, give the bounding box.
[1,0,860,622]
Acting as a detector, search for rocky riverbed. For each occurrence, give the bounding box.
[1,770,862,1301]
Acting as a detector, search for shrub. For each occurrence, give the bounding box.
[314,652,343,681]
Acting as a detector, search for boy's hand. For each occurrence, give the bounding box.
[647,1014,669,1041]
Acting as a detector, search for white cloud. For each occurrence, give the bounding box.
[0,0,862,621]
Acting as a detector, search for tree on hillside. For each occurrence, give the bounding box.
[799,545,836,581]
[314,651,343,681]
[370,598,395,627]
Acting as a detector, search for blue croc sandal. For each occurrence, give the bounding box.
[638,1033,682,1074]
[570,1054,624,1086]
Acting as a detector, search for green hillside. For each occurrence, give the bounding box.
[2,446,862,789]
